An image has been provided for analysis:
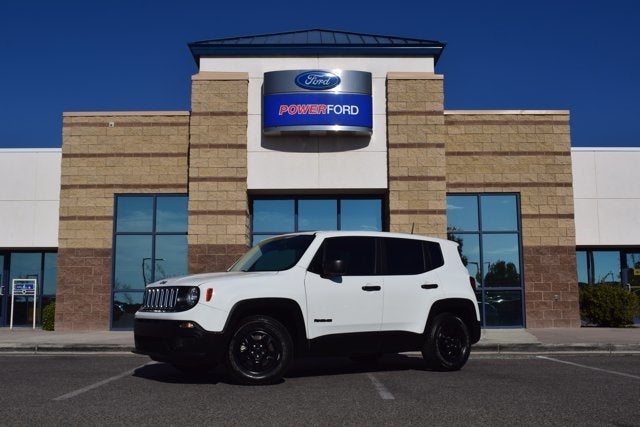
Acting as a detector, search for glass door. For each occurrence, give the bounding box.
[0,255,6,326]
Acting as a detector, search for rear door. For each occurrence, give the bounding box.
[380,237,444,334]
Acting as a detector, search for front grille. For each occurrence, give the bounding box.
[142,287,179,311]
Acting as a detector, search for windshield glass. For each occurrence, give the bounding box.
[229,234,315,272]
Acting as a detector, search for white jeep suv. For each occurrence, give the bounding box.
[134,231,480,384]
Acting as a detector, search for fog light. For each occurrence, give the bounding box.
[178,322,196,329]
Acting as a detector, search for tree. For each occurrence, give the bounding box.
[484,260,520,286]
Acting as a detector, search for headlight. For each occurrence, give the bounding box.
[175,286,200,311]
[186,287,199,306]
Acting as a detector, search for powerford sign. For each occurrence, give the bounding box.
[263,70,372,135]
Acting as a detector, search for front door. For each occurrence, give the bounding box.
[304,236,383,353]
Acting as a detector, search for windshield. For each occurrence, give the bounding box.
[229,235,315,272]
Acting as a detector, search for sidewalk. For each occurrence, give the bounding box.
[0,326,638,354]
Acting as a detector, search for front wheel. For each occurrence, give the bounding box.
[422,313,470,371]
[226,316,293,385]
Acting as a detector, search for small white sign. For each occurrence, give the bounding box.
[10,279,38,330]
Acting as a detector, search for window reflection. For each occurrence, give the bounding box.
[299,200,337,231]
[592,251,620,285]
[483,290,523,327]
[253,200,295,233]
[112,292,144,329]
[341,199,382,231]
[116,197,153,232]
[156,196,188,232]
[114,235,152,290]
[481,195,518,231]
[447,193,523,327]
[482,234,520,287]
[576,250,588,286]
[112,194,188,329]
[446,195,478,232]
[155,235,188,280]
[251,197,383,243]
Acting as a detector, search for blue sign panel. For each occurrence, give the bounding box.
[263,70,373,135]
[264,93,372,129]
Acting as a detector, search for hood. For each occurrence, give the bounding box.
[147,271,279,288]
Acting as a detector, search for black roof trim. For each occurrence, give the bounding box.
[188,29,446,63]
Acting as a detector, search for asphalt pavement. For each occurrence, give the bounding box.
[0,326,638,354]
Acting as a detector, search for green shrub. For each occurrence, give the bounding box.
[42,302,55,331]
[579,284,639,327]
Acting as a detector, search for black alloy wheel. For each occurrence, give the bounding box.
[226,316,293,385]
[422,312,470,371]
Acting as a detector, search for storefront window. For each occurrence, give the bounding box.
[112,194,188,329]
[0,251,57,327]
[251,196,383,245]
[447,193,524,327]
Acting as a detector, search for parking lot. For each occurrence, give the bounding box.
[1,353,638,425]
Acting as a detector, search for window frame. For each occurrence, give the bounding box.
[250,195,385,245]
[111,193,188,330]
[446,193,525,328]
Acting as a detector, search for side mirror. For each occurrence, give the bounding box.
[322,259,346,277]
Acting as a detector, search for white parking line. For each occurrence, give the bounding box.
[537,356,640,380]
[53,362,153,401]
[366,373,395,400]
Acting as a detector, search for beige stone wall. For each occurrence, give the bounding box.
[188,73,249,273]
[57,112,190,330]
[387,73,447,238]
[445,111,579,327]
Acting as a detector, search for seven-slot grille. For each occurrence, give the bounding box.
[142,287,179,311]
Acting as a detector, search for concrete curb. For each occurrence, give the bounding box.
[473,343,640,355]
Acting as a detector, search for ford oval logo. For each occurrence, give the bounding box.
[295,71,341,90]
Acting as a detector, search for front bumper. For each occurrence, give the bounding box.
[133,318,227,364]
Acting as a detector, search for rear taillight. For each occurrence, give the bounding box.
[469,276,476,291]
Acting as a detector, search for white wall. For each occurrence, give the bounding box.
[199,57,436,191]
[572,148,640,246]
[0,149,60,248]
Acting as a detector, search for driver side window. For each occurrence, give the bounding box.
[310,237,376,276]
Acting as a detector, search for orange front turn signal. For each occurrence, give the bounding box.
[206,288,214,302]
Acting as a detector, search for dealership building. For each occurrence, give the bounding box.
[1,29,638,331]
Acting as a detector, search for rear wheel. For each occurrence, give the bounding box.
[226,316,293,385]
[422,313,470,371]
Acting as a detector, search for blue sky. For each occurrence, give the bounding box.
[1,0,638,148]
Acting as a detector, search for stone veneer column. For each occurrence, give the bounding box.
[445,111,580,327]
[58,112,190,330]
[188,72,249,273]
[387,73,447,238]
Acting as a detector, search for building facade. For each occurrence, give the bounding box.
[7,29,622,331]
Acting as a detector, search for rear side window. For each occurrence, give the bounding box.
[309,237,376,276]
[383,238,444,275]
[385,238,424,275]
[424,241,444,271]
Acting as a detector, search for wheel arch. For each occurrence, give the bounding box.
[425,298,481,344]
[223,298,308,354]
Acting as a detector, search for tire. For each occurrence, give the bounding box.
[422,313,470,371]
[225,315,293,385]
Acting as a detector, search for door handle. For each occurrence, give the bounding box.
[362,285,381,292]
[421,284,439,289]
